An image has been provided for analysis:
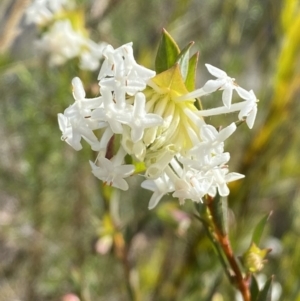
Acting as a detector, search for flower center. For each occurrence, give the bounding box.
[143,65,203,155]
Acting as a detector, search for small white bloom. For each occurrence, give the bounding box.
[197,90,258,129]
[117,92,163,143]
[58,105,101,151]
[208,168,244,197]
[190,123,237,159]
[175,64,238,107]
[91,87,127,134]
[90,150,135,191]
[236,88,258,129]
[25,0,74,25]
[25,0,54,25]
[172,170,211,204]
[58,113,82,150]
[35,20,105,70]
[141,173,175,209]
[57,77,104,151]
[98,44,155,98]
[79,41,107,71]
[202,64,237,108]
[37,20,84,65]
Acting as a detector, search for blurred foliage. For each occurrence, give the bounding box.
[0,0,299,300]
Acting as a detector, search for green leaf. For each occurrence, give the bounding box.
[185,51,199,91]
[155,28,180,73]
[251,212,272,245]
[176,41,194,81]
[250,275,260,301]
[210,194,228,236]
[256,276,273,301]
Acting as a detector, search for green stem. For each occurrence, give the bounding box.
[206,196,251,301]
[193,213,232,282]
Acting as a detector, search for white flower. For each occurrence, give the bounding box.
[91,87,127,134]
[141,173,175,209]
[37,20,84,65]
[98,44,155,99]
[25,0,55,25]
[117,92,163,143]
[57,77,104,151]
[58,113,82,150]
[26,0,74,25]
[207,168,244,197]
[58,105,101,151]
[90,148,135,191]
[236,88,258,129]
[202,64,238,108]
[79,41,107,71]
[172,170,212,204]
[190,123,237,159]
[196,89,258,129]
[36,20,105,70]
[175,64,238,108]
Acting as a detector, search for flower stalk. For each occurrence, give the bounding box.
[206,195,251,301]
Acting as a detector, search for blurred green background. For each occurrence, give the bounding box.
[0,0,299,300]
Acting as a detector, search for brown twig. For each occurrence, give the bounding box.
[206,196,251,301]
[0,0,31,54]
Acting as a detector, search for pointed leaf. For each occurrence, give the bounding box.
[252,212,272,245]
[176,41,194,81]
[185,51,199,91]
[155,29,180,74]
[210,193,228,236]
[250,275,260,301]
[256,277,273,301]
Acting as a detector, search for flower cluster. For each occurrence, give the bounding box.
[58,41,258,209]
[26,0,107,70]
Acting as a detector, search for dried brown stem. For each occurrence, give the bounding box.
[0,0,31,54]
[207,196,251,301]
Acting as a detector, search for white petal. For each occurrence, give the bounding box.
[72,77,86,100]
[58,113,67,132]
[217,182,230,196]
[133,92,146,118]
[131,127,144,143]
[202,79,224,93]
[217,123,236,142]
[246,106,257,129]
[113,178,129,191]
[205,64,227,78]
[201,124,218,141]
[148,191,164,209]
[225,172,245,182]
[115,165,135,177]
[141,179,156,191]
[236,86,252,100]
[222,86,233,108]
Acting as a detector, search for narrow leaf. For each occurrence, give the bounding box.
[251,212,272,245]
[256,276,273,301]
[210,194,228,236]
[176,41,194,81]
[250,275,260,301]
[155,28,180,74]
[185,51,199,91]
